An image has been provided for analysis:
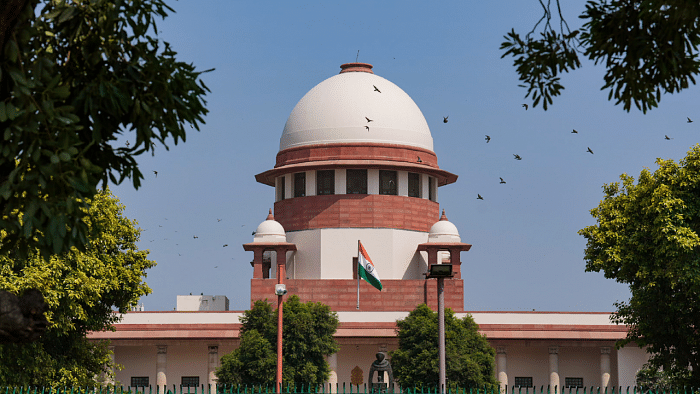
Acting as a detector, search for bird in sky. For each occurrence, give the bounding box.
[572,129,578,134]
[665,135,673,140]
[193,235,198,239]
[373,85,381,93]
[252,231,256,236]
[126,140,130,147]
[217,218,222,222]
[587,147,594,154]
[514,154,522,160]
[223,244,228,247]
[688,117,693,123]
[365,126,370,131]
[443,116,448,123]
[522,104,528,110]
[365,117,373,123]
[500,177,506,184]
[477,194,484,200]
[153,170,158,177]
[485,135,491,143]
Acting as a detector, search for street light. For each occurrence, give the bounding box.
[426,264,453,394]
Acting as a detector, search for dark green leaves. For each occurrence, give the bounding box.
[501,0,700,112]
[0,0,211,259]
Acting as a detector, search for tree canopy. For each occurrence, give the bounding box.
[501,0,700,112]
[579,144,700,387]
[216,295,340,388]
[0,0,210,260]
[0,189,155,387]
[389,304,497,390]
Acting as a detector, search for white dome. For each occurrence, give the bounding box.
[254,210,286,243]
[280,65,433,152]
[428,211,461,243]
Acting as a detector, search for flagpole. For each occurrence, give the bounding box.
[357,240,360,310]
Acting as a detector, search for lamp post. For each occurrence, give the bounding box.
[426,263,453,394]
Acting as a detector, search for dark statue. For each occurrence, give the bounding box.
[368,352,394,393]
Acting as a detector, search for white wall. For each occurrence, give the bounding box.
[617,345,649,388]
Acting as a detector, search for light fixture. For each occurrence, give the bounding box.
[426,264,453,278]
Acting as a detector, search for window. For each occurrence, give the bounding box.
[294,172,306,197]
[316,170,335,195]
[379,170,397,195]
[408,173,421,197]
[181,376,200,387]
[565,378,583,388]
[428,176,436,201]
[131,377,149,387]
[346,169,368,194]
[352,257,358,279]
[514,377,533,387]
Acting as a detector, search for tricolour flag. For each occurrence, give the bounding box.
[358,241,382,291]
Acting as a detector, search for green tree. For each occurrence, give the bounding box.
[0,0,210,260]
[390,304,497,390]
[501,0,700,112]
[0,189,155,387]
[216,295,340,388]
[579,144,700,387]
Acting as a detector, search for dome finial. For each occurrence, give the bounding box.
[339,63,374,74]
[266,208,274,221]
[440,209,448,221]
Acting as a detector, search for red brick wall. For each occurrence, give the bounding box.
[251,278,464,312]
[275,143,439,169]
[274,194,439,232]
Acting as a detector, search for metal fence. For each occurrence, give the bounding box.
[1,387,699,394]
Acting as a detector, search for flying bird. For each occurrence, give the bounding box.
[252,231,256,236]
[126,140,130,147]
[365,126,370,131]
[365,117,373,123]
[688,117,693,123]
[513,154,522,160]
[223,244,228,247]
[373,85,381,93]
[665,135,673,140]
[485,135,491,143]
[587,147,594,154]
[500,177,506,184]
[522,104,528,110]
[153,170,158,177]
[477,194,484,200]
[572,129,578,134]
[217,218,222,222]
[193,235,198,239]
[443,116,448,123]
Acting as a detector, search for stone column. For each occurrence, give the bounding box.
[156,345,167,391]
[327,353,338,393]
[549,346,560,391]
[208,346,219,394]
[600,347,611,388]
[497,346,508,394]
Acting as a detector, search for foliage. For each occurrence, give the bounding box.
[579,144,700,387]
[390,304,497,390]
[0,0,211,260]
[636,365,691,391]
[501,0,700,112]
[216,295,340,388]
[0,189,155,387]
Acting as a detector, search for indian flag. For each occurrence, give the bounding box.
[358,241,382,291]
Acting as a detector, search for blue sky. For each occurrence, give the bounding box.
[112,1,700,312]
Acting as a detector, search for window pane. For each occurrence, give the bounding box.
[379,170,397,195]
[131,377,149,387]
[428,176,436,201]
[514,377,533,387]
[316,170,335,195]
[181,376,200,387]
[346,169,368,194]
[408,173,421,197]
[565,378,583,388]
[279,176,285,200]
[294,172,306,197]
